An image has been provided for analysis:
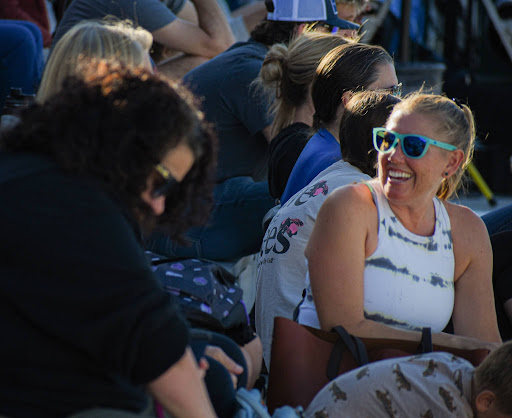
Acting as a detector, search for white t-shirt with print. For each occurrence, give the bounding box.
[255,160,371,367]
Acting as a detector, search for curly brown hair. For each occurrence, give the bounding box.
[0,62,217,240]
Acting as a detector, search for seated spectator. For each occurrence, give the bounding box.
[298,94,502,351]
[256,91,401,367]
[0,20,44,110]
[34,22,261,415]
[37,20,153,102]
[306,342,512,417]
[0,63,218,417]
[51,0,235,77]
[256,31,350,199]
[0,0,52,47]
[482,203,512,236]
[335,0,369,25]
[147,0,360,261]
[280,43,399,204]
[490,231,512,341]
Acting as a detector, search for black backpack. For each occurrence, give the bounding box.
[148,252,249,334]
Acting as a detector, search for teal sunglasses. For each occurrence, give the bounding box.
[372,127,457,159]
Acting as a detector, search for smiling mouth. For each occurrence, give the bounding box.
[388,170,412,180]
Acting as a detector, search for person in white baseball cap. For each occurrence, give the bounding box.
[266,0,360,31]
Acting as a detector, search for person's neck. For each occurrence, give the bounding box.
[323,121,340,143]
[293,101,314,127]
[387,196,436,236]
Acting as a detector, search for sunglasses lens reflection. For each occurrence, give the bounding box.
[403,136,426,158]
[377,131,395,151]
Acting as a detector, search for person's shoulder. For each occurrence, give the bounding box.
[183,41,265,86]
[443,200,487,233]
[322,180,375,216]
[443,200,490,252]
[230,39,268,56]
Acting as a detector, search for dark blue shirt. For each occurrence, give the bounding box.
[280,128,341,204]
[184,40,273,182]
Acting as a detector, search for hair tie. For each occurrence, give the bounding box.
[452,97,464,110]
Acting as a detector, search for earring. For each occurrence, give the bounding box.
[444,172,449,177]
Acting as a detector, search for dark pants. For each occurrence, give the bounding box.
[190,329,247,418]
[147,177,275,261]
[482,204,512,235]
[490,231,512,341]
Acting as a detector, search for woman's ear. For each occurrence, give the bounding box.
[296,23,307,35]
[444,149,465,177]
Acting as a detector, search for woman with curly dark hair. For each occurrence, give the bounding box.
[0,63,219,417]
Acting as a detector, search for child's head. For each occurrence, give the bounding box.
[473,341,512,416]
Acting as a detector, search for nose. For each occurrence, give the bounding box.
[388,139,405,162]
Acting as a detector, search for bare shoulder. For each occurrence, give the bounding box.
[443,200,488,240]
[322,181,376,217]
[314,181,379,255]
[443,200,491,276]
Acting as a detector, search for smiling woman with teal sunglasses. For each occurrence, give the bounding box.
[297,93,503,354]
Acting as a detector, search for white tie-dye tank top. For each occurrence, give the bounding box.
[363,182,455,332]
[298,183,455,332]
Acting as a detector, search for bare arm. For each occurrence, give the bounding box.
[176,1,199,24]
[449,203,502,343]
[240,336,263,389]
[306,184,499,350]
[147,347,216,418]
[152,0,235,59]
[231,1,267,33]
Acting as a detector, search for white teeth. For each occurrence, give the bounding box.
[389,170,412,179]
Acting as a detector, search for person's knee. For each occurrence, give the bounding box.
[203,356,238,417]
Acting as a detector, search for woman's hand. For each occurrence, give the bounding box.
[204,345,244,388]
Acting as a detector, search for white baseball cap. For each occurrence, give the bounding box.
[266,0,360,31]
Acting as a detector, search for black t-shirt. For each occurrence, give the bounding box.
[267,122,311,199]
[0,153,189,417]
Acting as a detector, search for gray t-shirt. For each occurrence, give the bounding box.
[53,0,187,46]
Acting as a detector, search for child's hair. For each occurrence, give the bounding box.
[474,341,512,414]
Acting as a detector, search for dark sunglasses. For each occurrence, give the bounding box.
[151,163,178,198]
[373,83,403,97]
[373,127,457,159]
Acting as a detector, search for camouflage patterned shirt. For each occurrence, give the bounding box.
[305,352,474,418]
